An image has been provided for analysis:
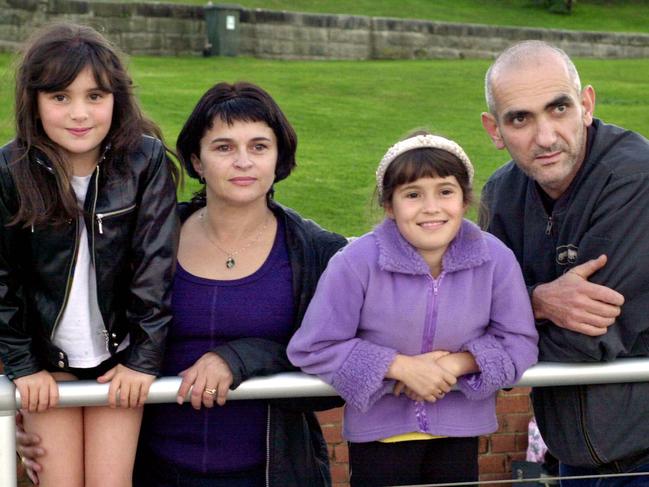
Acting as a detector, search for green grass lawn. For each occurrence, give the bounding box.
[1,53,648,236]
[103,0,649,34]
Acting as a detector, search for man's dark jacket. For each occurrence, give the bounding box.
[480,119,649,470]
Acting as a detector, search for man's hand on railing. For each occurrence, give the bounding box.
[531,255,624,336]
[16,410,42,485]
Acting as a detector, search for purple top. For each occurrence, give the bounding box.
[141,218,294,474]
[288,218,538,442]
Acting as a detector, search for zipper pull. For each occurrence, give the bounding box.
[101,329,109,351]
[545,216,553,235]
[31,224,34,233]
[97,214,104,234]
[431,272,443,295]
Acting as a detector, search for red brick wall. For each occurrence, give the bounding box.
[481,387,533,483]
[318,387,533,486]
[317,408,351,485]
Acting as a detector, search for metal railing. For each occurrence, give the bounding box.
[2,358,649,486]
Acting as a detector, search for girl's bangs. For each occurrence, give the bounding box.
[390,149,453,187]
[34,43,113,93]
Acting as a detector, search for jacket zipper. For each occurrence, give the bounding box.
[50,218,80,339]
[265,404,271,487]
[88,144,111,254]
[545,216,554,235]
[578,386,605,465]
[415,273,443,432]
[96,203,137,235]
[90,165,100,265]
[422,273,443,353]
[88,165,112,351]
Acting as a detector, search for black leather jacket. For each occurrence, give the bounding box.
[136,199,346,487]
[0,136,179,380]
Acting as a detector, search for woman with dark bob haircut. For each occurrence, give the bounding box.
[131,81,347,486]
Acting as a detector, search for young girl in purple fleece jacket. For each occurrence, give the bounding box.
[288,130,539,486]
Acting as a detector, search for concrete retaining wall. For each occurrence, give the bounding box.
[0,0,206,56]
[1,0,648,59]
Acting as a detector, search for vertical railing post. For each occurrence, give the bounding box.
[0,375,17,487]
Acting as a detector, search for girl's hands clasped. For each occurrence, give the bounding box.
[14,370,59,413]
[176,352,233,409]
[97,364,156,408]
[387,351,456,403]
[391,351,479,402]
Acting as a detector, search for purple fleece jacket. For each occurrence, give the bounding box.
[287,218,538,442]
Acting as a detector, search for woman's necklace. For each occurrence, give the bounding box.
[199,210,271,269]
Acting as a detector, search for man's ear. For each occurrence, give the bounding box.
[481,112,506,150]
[581,85,596,127]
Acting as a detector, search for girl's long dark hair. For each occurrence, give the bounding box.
[11,22,176,227]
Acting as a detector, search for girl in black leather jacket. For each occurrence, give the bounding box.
[0,23,178,486]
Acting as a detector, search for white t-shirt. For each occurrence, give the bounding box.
[52,175,128,368]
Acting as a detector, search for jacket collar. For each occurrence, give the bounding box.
[30,143,112,175]
[29,147,55,174]
[373,217,490,275]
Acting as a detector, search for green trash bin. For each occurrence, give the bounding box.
[204,3,242,56]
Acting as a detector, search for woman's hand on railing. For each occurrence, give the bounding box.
[176,352,233,409]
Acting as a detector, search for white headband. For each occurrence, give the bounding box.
[375,134,474,200]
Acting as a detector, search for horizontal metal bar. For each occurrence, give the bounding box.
[402,470,649,486]
[1,358,649,487]
[0,372,338,409]
[2,357,649,409]
[514,357,649,388]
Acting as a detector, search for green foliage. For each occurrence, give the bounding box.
[1,54,648,236]
[105,0,649,33]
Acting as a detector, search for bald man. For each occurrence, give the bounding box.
[479,41,649,485]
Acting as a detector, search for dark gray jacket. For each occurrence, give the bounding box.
[480,119,649,470]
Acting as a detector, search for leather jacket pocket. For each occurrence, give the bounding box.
[95,203,137,234]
